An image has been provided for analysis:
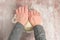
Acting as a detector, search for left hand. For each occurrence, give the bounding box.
[16,6,28,26]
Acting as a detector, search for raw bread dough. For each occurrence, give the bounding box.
[24,21,32,31]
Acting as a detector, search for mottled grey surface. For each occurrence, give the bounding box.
[0,0,60,40]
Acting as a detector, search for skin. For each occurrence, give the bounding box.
[16,6,42,27]
[16,6,28,26]
[28,10,42,27]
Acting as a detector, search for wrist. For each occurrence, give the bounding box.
[19,22,25,26]
[33,23,43,27]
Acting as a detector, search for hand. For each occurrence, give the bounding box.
[28,10,42,27]
[16,6,28,26]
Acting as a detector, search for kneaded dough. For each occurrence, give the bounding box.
[25,21,32,31]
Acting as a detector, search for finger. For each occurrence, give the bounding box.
[24,5,28,14]
[33,10,40,16]
[28,10,33,20]
[28,11,31,17]
[28,11,31,21]
[19,7,21,14]
[16,9,19,15]
[30,10,34,16]
[16,9,20,17]
[21,6,24,14]
[33,10,36,15]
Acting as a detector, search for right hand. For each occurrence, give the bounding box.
[28,10,42,27]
